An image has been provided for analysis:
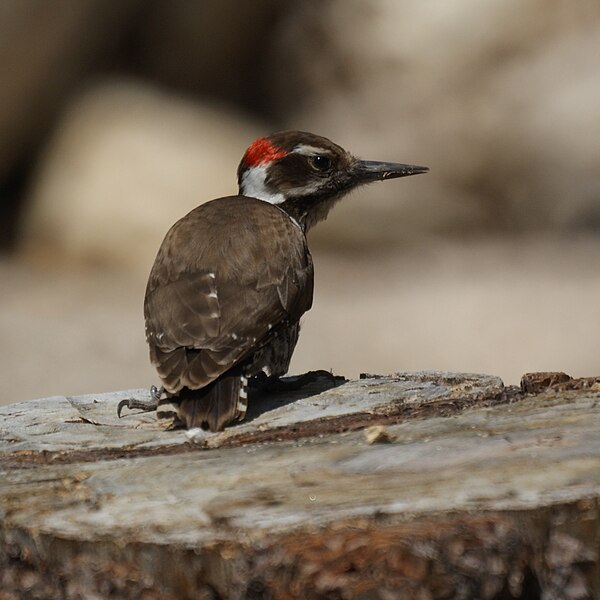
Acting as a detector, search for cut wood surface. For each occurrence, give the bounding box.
[1,371,599,599]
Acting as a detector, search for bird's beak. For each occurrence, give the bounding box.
[355,160,429,182]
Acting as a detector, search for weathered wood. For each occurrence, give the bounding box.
[1,372,599,599]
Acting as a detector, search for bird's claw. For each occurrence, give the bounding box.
[117,386,164,418]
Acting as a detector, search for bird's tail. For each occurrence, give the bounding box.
[158,370,248,432]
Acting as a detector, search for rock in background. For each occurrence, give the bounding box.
[0,0,142,246]
[22,81,264,269]
[0,0,141,182]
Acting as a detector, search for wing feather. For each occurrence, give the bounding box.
[144,196,313,393]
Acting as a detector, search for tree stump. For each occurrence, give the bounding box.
[1,371,599,599]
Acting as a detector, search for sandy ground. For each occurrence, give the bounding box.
[1,235,599,406]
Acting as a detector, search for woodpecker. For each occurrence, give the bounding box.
[140,131,427,431]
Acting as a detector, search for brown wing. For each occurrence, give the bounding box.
[144,196,313,393]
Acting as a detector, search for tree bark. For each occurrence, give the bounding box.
[1,371,599,599]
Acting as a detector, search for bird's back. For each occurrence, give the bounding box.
[144,196,314,430]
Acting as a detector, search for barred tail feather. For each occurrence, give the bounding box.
[164,370,248,432]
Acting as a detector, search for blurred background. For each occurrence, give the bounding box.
[1,0,600,405]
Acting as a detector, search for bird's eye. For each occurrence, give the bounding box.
[310,155,332,171]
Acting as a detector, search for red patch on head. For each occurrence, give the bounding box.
[242,137,287,167]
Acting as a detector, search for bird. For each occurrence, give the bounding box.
[130,131,428,432]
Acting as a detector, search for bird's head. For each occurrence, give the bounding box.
[237,130,428,231]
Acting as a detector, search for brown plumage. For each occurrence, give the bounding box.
[143,131,428,431]
[144,196,313,430]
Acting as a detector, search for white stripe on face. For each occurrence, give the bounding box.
[240,164,285,204]
[292,144,331,156]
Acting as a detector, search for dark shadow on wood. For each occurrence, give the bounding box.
[243,370,348,423]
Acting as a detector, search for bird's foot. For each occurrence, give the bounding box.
[117,385,164,418]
